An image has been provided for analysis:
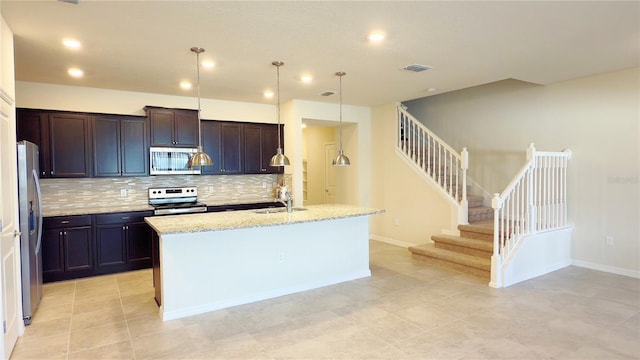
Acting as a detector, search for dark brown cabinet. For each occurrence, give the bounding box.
[16,109,92,178]
[93,115,148,177]
[201,121,243,175]
[145,106,198,147]
[243,123,284,174]
[42,215,94,282]
[95,211,153,274]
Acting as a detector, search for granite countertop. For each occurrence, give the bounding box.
[145,204,384,235]
[42,198,280,217]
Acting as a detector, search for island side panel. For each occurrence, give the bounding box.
[159,216,371,321]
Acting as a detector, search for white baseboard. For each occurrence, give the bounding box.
[571,260,640,279]
[370,234,414,248]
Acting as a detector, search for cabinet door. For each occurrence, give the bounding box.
[173,110,198,147]
[220,122,243,174]
[16,109,49,177]
[95,224,126,268]
[42,228,64,278]
[127,221,152,265]
[64,226,93,271]
[93,117,121,177]
[49,113,92,177]
[243,125,263,174]
[262,125,284,174]
[121,118,148,176]
[149,109,174,146]
[200,121,222,175]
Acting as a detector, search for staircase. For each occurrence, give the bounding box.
[397,104,572,286]
[409,201,494,279]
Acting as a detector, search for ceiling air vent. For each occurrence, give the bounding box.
[320,91,335,97]
[402,64,431,73]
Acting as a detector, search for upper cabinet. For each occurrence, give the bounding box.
[17,109,92,178]
[145,106,198,147]
[243,123,284,174]
[200,121,243,175]
[93,115,148,177]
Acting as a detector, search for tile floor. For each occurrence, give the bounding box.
[10,240,640,360]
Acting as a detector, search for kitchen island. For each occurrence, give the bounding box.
[145,204,383,321]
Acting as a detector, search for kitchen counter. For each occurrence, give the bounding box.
[145,204,383,234]
[149,204,383,321]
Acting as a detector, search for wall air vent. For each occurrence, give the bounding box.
[402,64,431,73]
[320,91,335,97]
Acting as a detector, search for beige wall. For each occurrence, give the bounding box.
[302,125,335,206]
[16,81,275,123]
[404,67,640,276]
[370,103,453,247]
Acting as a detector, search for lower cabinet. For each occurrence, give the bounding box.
[95,211,153,274]
[42,211,153,283]
[42,215,94,283]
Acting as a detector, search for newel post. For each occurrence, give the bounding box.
[490,192,502,288]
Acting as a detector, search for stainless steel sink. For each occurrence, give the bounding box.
[253,207,307,214]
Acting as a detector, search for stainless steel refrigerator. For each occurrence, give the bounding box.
[17,140,43,325]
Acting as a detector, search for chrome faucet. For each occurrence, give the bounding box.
[275,190,293,213]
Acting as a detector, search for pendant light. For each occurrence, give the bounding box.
[332,71,350,166]
[269,60,290,167]
[187,46,213,168]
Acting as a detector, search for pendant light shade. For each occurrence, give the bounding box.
[187,46,213,169]
[269,60,290,167]
[332,71,350,166]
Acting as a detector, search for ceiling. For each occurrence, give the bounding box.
[1,1,638,107]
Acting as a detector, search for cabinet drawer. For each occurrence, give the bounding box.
[95,211,154,225]
[44,215,92,229]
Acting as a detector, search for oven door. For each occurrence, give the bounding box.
[150,147,201,175]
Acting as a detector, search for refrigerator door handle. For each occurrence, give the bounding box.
[32,169,43,254]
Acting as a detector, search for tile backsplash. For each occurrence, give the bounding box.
[41,174,293,213]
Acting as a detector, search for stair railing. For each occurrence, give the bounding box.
[396,105,468,215]
[490,143,571,286]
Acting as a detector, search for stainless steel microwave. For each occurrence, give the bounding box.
[149,147,201,175]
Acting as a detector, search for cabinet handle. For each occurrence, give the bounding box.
[59,231,62,236]
[121,216,130,220]
[50,171,54,175]
[61,220,69,224]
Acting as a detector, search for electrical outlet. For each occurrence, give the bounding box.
[208,185,214,193]
[277,251,285,263]
[605,236,614,246]
[120,189,127,198]
[262,182,267,189]
[394,218,400,226]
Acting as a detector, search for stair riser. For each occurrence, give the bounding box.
[468,199,484,207]
[434,242,492,259]
[459,231,494,242]
[411,253,490,279]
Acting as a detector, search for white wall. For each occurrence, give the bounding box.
[404,68,640,276]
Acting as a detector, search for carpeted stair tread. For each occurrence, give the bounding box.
[431,234,493,252]
[409,243,491,272]
[467,195,484,208]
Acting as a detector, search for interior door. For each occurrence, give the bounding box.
[324,143,336,204]
[1,99,22,359]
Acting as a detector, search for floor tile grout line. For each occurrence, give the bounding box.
[65,280,77,360]
[116,273,138,360]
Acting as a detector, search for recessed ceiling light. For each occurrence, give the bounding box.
[67,68,83,78]
[63,39,81,49]
[264,90,274,99]
[427,88,437,92]
[202,61,215,69]
[368,32,385,42]
[301,123,307,129]
[180,81,192,90]
[301,75,313,83]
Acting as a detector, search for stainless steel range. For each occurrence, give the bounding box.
[148,186,207,215]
